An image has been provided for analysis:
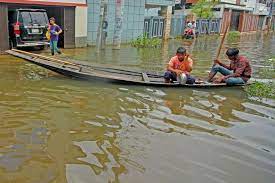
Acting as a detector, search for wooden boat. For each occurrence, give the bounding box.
[6,49,245,88]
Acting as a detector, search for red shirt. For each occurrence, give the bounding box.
[220,56,252,82]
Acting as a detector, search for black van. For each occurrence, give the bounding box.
[8,9,49,49]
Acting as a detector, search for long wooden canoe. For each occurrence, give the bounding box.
[6,49,246,88]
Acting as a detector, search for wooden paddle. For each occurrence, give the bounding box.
[215,23,230,61]
[207,23,230,82]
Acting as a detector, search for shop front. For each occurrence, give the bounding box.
[0,0,87,54]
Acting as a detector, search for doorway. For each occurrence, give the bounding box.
[45,6,75,48]
[7,4,75,48]
[1,3,76,53]
[230,10,241,31]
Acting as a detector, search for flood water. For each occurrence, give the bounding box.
[0,33,275,183]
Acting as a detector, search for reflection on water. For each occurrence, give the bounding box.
[0,33,275,183]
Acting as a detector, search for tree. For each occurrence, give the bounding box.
[191,0,218,19]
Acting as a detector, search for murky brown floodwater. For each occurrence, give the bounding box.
[0,33,275,183]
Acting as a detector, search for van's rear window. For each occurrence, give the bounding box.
[19,11,48,25]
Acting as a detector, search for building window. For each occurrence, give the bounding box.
[144,21,149,35]
[153,21,158,37]
[211,22,216,32]
[202,20,208,33]
[159,21,163,36]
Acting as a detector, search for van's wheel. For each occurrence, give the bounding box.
[39,45,45,50]
[35,45,45,50]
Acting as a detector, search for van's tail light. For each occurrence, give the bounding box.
[14,22,21,35]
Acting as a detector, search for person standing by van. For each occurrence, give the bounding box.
[48,17,62,56]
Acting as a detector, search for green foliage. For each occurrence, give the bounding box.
[175,35,183,40]
[227,31,241,42]
[191,0,218,19]
[130,34,162,48]
[246,82,275,99]
[245,58,275,99]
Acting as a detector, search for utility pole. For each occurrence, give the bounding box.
[161,6,172,40]
[113,0,124,50]
[96,0,108,52]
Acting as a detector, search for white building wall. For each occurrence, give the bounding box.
[75,6,88,47]
[75,6,88,38]
[242,0,270,15]
[254,3,270,15]
[242,0,257,10]
[145,8,160,16]
[220,0,237,4]
[219,0,237,4]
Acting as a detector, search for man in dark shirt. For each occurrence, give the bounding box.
[208,48,252,85]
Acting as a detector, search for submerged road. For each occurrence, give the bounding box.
[0,32,274,183]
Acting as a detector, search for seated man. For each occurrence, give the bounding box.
[164,47,195,84]
[183,28,194,39]
[208,48,252,85]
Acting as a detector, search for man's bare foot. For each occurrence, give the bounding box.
[208,72,216,82]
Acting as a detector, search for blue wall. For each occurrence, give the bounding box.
[170,14,185,38]
[122,0,145,43]
[87,0,145,45]
[87,0,174,45]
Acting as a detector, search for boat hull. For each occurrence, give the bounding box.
[6,49,247,88]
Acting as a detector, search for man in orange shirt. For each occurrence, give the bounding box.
[164,47,195,84]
